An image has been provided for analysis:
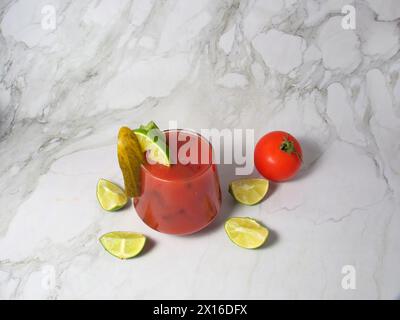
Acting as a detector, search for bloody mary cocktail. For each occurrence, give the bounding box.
[134,130,221,235]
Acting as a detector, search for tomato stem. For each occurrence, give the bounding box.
[280,136,303,162]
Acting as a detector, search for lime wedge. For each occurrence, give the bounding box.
[99,231,146,259]
[133,121,170,166]
[117,127,144,198]
[229,178,269,205]
[96,179,128,211]
[224,217,269,249]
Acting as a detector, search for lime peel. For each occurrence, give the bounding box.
[99,231,146,259]
[133,121,170,167]
[96,179,128,211]
[229,178,269,206]
[224,217,269,249]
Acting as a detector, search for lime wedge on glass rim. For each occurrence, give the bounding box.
[224,217,269,249]
[133,121,170,167]
[100,231,146,259]
[229,178,269,205]
[96,179,128,211]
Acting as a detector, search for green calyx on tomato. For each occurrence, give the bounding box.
[280,136,302,162]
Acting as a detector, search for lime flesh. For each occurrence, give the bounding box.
[133,121,170,166]
[96,179,128,211]
[225,217,269,249]
[99,232,146,259]
[229,178,269,205]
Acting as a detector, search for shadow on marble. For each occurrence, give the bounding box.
[123,198,132,211]
[262,180,278,204]
[140,237,156,257]
[291,138,322,181]
[262,228,279,249]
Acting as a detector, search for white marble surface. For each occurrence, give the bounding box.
[1,0,400,300]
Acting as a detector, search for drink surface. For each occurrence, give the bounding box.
[134,130,221,235]
[142,130,213,180]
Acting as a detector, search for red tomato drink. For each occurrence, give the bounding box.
[134,130,221,235]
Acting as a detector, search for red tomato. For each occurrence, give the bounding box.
[254,131,302,182]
